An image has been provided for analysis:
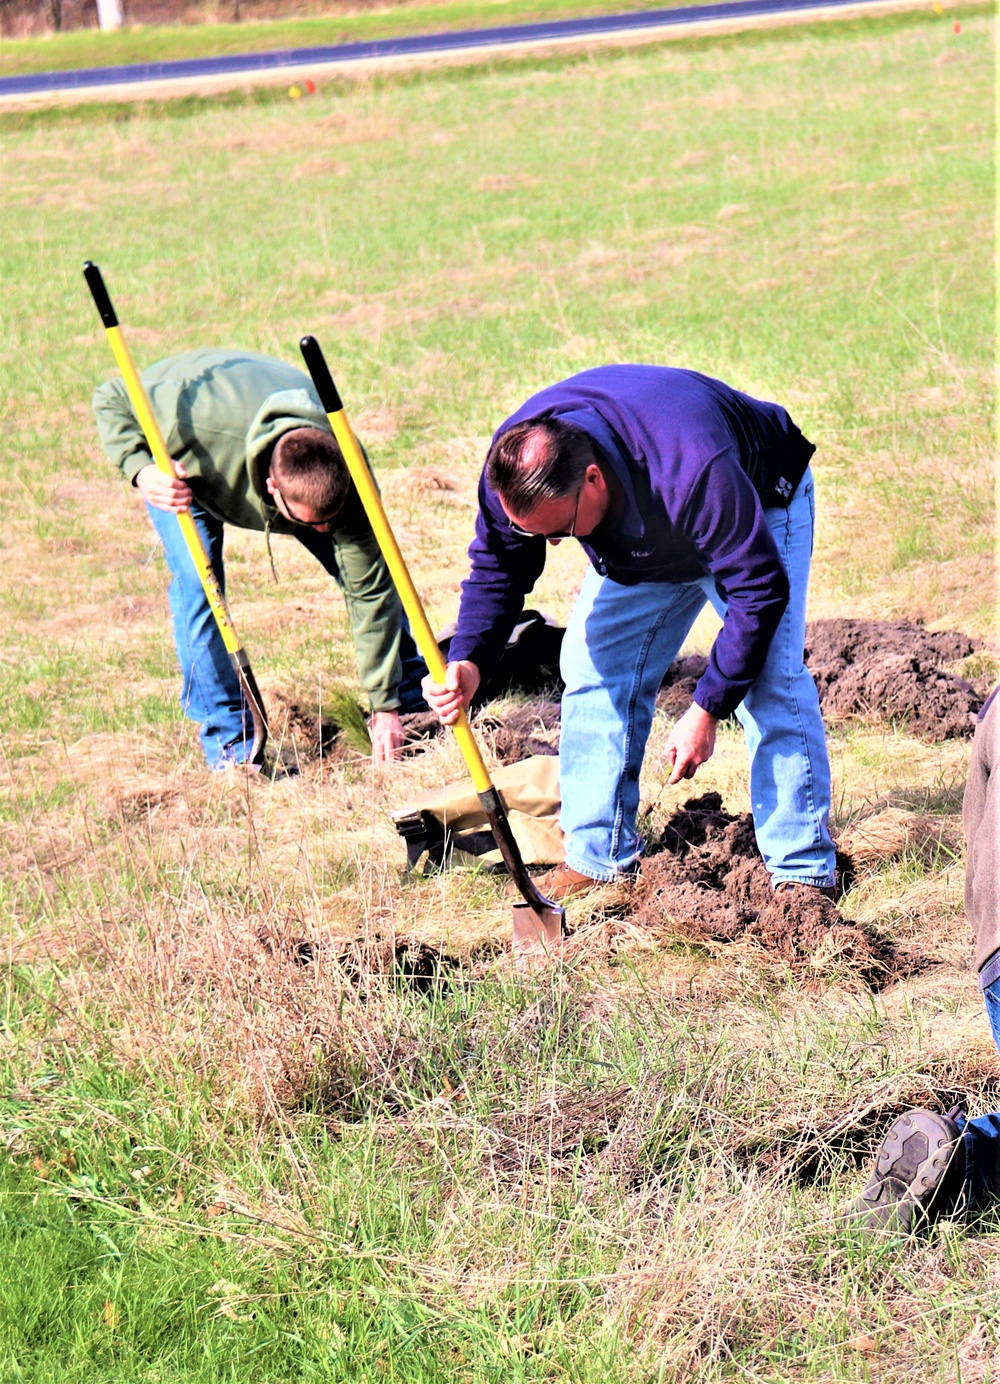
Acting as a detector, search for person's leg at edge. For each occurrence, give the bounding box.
[954,978,1000,1212]
[559,566,709,879]
[851,979,1000,1230]
[700,467,836,888]
[144,500,249,768]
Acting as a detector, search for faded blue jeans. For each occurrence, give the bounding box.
[957,979,1000,1213]
[559,467,836,886]
[146,499,425,768]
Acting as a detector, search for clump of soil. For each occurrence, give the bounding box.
[475,700,561,765]
[266,690,354,762]
[804,619,984,739]
[633,793,911,989]
[656,654,711,717]
[657,619,985,740]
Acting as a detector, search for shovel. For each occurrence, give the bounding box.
[298,335,564,955]
[83,261,268,766]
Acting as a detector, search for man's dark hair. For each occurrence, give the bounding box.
[270,427,351,516]
[485,417,597,518]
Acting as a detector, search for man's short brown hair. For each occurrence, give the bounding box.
[270,427,351,517]
[485,417,596,518]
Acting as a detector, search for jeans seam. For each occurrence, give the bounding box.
[610,603,675,863]
[775,495,825,857]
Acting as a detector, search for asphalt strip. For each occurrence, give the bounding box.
[0,0,959,108]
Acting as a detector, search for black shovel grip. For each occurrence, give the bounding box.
[83,261,118,328]
[299,336,343,413]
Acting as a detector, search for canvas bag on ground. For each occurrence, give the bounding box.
[391,754,564,872]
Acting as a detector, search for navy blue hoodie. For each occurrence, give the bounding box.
[448,365,815,720]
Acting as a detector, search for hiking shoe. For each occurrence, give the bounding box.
[773,881,838,902]
[849,1108,966,1234]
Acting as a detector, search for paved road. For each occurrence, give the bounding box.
[0,0,934,102]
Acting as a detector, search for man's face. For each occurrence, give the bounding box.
[266,477,340,534]
[502,462,609,545]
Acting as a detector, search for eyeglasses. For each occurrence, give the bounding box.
[507,484,583,541]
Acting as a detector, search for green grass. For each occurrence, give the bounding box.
[3,962,997,1381]
[0,0,691,77]
[1,7,996,1379]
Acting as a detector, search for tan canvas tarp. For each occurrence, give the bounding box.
[391,754,564,866]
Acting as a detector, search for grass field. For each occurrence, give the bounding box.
[1,6,997,1379]
[0,0,691,78]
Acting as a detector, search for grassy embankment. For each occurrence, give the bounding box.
[1,6,997,1379]
[1,0,692,77]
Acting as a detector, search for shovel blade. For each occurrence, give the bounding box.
[511,901,565,959]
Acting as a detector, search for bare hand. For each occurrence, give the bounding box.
[135,461,193,513]
[665,702,718,784]
[369,710,406,762]
[422,660,481,726]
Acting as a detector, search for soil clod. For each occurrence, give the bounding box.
[804,618,985,739]
[633,794,915,988]
[474,700,561,765]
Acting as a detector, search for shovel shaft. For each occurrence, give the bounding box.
[299,335,493,793]
[83,261,268,764]
[298,335,565,938]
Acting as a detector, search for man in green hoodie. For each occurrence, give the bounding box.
[93,348,424,768]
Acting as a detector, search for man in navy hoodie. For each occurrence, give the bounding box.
[424,365,837,901]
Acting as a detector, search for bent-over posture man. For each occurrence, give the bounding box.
[94,349,424,768]
[424,364,837,900]
[851,687,1000,1232]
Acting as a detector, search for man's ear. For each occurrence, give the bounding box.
[265,475,277,497]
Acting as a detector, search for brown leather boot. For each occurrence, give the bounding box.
[531,863,605,903]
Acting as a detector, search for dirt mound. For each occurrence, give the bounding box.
[657,654,710,717]
[804,619,983,739]
[656,620,985,740]
[475,701,561,765]
[806,619,977,669]
[266,691,352,762]
[632,794,912,988]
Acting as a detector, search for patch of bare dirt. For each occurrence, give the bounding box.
[656,619,986,740]
[474,700,561,766]
[267,690,343,760]
[632,794,920,989]
[804,618,985,739]
[656,654,711,717]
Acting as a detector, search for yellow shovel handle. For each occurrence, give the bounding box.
[83,261,268,765]
[299,336,493,795]
[83,264,241,657]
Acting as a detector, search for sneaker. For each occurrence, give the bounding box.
[849,1108,966,1234]
[773,881,838,902]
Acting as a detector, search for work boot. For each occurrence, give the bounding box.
[530,863,605,903]
[773,881,838,902]
[849,1108,966,1234]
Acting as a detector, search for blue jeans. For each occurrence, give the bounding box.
[957,979,1000,1213]
[146,500,425,768]
[559,468,836,885]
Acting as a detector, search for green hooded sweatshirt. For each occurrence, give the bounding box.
[92,348,406,712]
